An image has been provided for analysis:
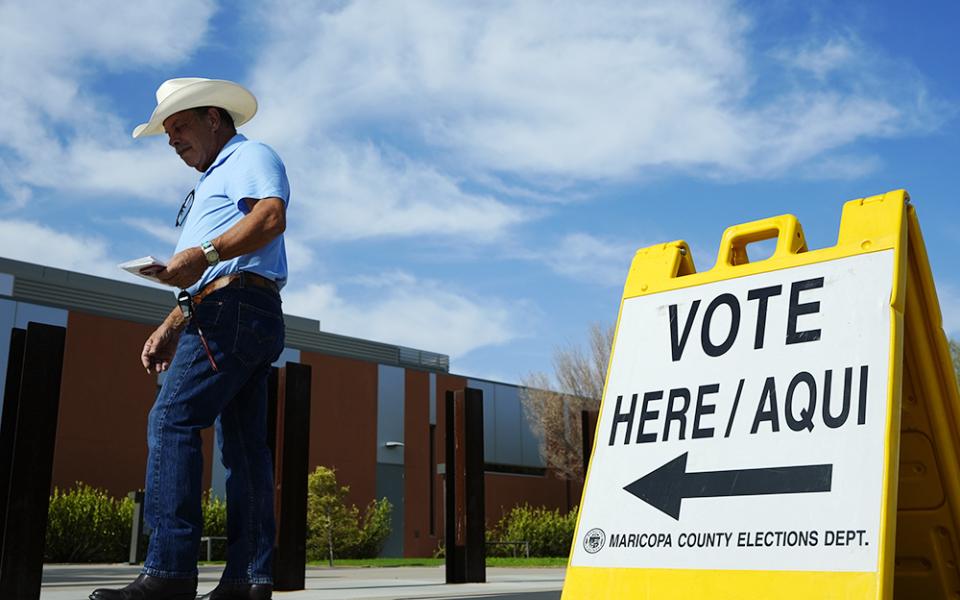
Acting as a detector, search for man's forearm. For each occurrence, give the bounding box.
[162,305,188,332]
[210,197,286,261]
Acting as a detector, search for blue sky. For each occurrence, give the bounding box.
[0,1,957,385]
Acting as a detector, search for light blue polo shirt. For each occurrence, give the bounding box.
[175,134,290,295]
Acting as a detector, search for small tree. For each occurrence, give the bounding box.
[305,466,392,563]
[521,322,614,480]
[201,489,227,538]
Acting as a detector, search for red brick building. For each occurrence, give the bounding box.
[0,257,581,557]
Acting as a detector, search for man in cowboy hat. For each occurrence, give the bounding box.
[91,78,288,600]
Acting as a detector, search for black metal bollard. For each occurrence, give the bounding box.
[463,387,486,583]
[444,387,486,584]
[0,328,26,535]
[128,490,146,564]
[444,390,464,584]
[0,322,67,600]
[272,362,312,591]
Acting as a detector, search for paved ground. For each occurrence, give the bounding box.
[41,564,565,600]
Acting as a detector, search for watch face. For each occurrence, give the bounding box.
[202,242,219,264]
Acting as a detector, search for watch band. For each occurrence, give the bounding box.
[200,240,220,266]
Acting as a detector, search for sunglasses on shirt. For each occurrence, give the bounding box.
[175,190,194,227]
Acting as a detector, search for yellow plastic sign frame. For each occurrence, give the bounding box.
[563,190,960,599]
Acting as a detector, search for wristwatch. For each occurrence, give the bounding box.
[200,240,220,266]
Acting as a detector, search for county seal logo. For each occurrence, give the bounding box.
[583,528,605,554]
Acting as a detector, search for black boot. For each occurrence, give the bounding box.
[201,582,273,600]
[89,573,197,600]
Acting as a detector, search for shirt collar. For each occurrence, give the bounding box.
[201,134,246,178]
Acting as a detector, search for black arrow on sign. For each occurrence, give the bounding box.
[623,452,833,520]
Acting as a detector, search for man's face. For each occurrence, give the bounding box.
[163,108,220,172]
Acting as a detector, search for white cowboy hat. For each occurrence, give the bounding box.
[132,77,258,139]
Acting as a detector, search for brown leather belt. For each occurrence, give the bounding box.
[193,271,278,304]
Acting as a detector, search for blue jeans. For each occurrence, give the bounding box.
[143,285,284,584]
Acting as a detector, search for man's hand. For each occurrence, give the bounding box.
[141,323,182,374]
[157,246,208,289]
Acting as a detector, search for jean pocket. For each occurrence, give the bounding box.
[194,300,223,329]
[233,302,283,367]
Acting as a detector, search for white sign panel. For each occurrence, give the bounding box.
[572,250,894,573]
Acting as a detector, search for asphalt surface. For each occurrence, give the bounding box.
[41,564,565,600]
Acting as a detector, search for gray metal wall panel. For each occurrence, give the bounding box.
[0,299,15,413]
[285,329,401,365]
[211,428,226,501]
[467,379,497,463]
[0,273,13,297]
[0,300,68,417]
[13,279,171,326]
[377,365,405,465]
[520,399,546,468]
[398,347,449,371]
[375,463,405,557]
[493,384,523,466]
[273,347,301,367]
[463,379,546,469]
[14,303,67,329]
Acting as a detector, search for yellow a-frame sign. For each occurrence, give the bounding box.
[563,191,960,599]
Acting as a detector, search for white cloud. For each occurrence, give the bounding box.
[733,92,902,175]
[0,1,214,204]
[3,0,944,250]
[345,270,419,288]
[248,0,942,187]
[534,232,637,286]
[0,219,115,277]
[0,2,213,77]
[282,273,521,357]
[283,237,316,275]
[282,141,529,242]
[797,152,883,180]
[119,217,182,246]
[44,139,194,203]
[248,0,746,180]
[774,37,857,80]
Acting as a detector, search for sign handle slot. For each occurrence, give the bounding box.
[717,214,808,267]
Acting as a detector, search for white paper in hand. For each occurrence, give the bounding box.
[118,256,167,284]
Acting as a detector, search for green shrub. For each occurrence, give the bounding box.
[45,483,133,562]
[305,466,392,561]
[202,490,227,537]
[488,503,577,557]
[45,484,232,563]
[199,490,228,560]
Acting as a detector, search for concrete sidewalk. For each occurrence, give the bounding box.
[41,564,565,600]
